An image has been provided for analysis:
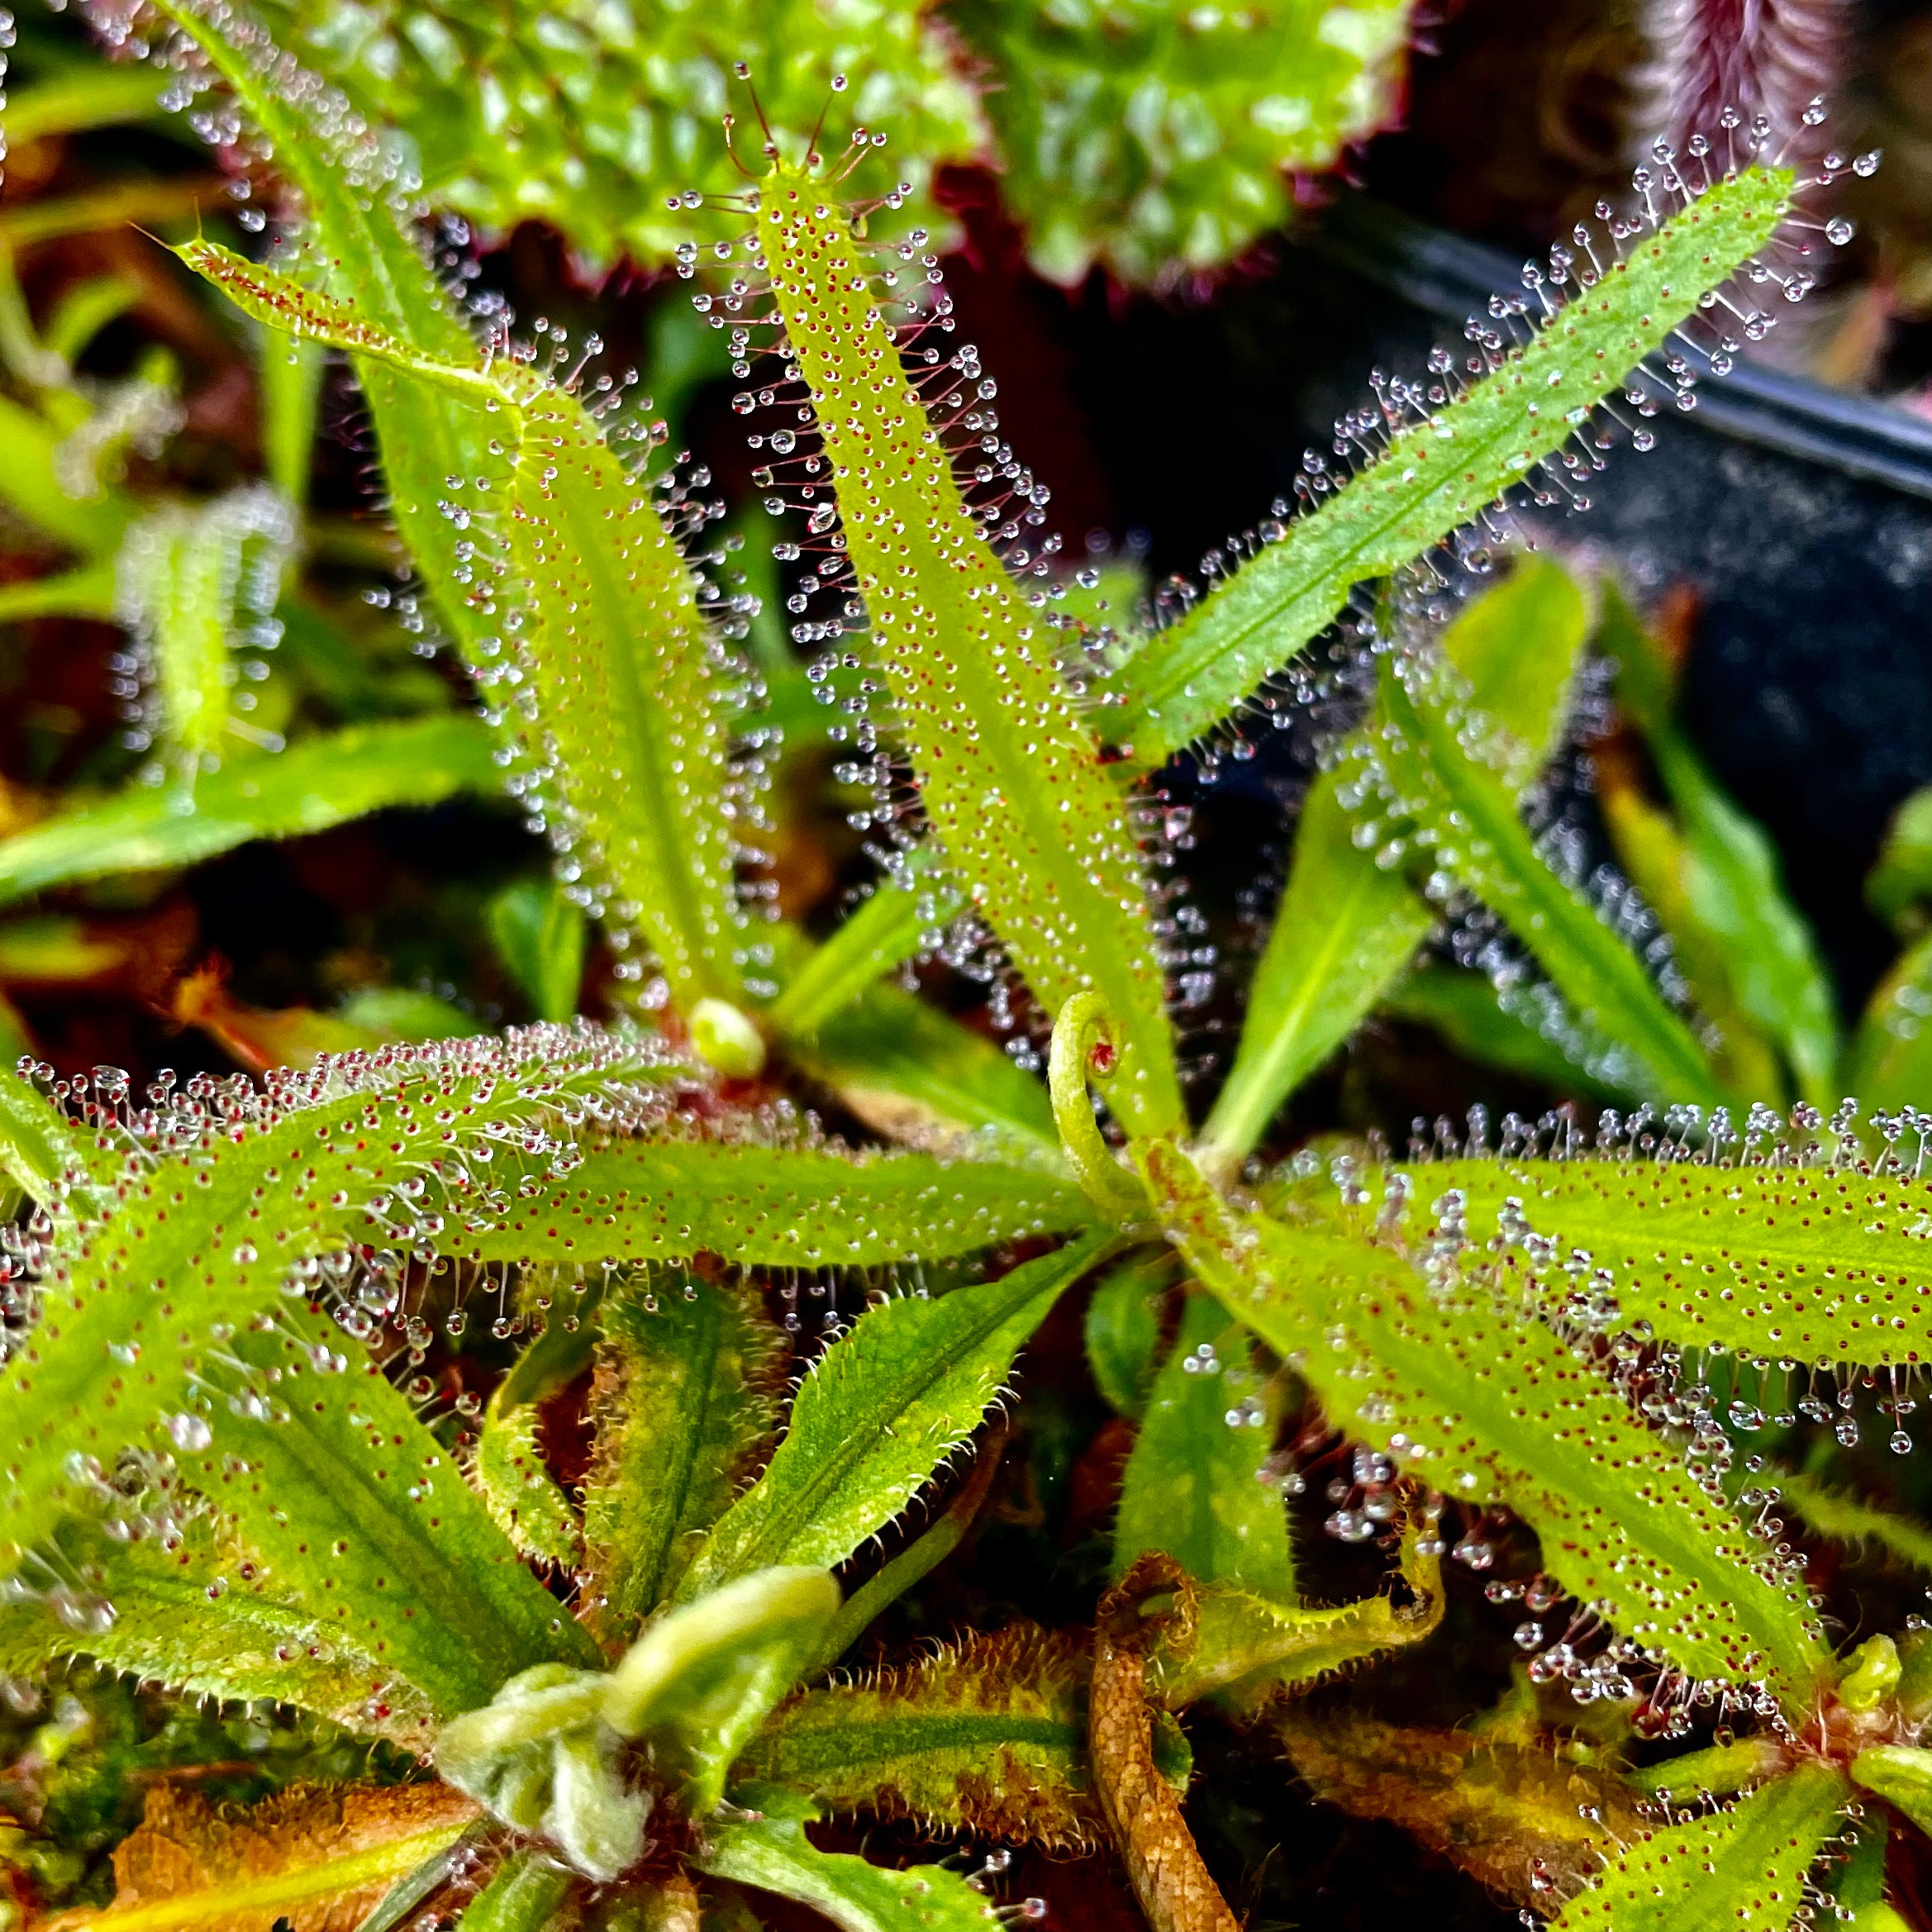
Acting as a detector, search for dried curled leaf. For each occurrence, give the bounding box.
[49,1782,478,1932]
[1091,1557,1239,1932]
[1274,1708,1645,1912]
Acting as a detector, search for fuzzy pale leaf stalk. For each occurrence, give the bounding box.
[753,166,1184,1138]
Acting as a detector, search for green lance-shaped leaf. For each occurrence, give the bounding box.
[677,1228,1117,1599]
[581,1277,780,1643]
[177,1300,597,1714]
[1597,586,1837,1105]
[1868,785,1932,935]
[1850,1745,1932,1839]
[1106,164,1796,769]
[1363,648,1725,1107]
[1400,1152,1932,1367]
[745,1625,1193,1847]
[605,1565,840,1814]
[456,1138,1094,1272]
[490,878,589,1026]
[769,852,966,1040]
[1380,964,1626,1102]
[115,483,294,773]
[1112,1289,1294,1593]
[1085,1249,1178,1420]
[1201,554,1589,1171]
[753,166,1183,1138]
[0,1063,116,1211]
[1846,928,1932,1115]
[1554,1761,1847,1930]
[175,237,748,1011]
[796,979,1062,1164]
[0,1024,676,1568]
[696,1784,1001,1932]
[457,1851,574,1932]
[1778,1473,1932,1575]
[473,1397,583,1573]
[0,1512,440,1751]
[1136,1140,1826,1694]
[0,713,502,907]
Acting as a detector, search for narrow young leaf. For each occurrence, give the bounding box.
[458,1138,1093,1272]
[768,854,965,1040]
[1778,1474,1932,1575]
[488,878,588,1026]
[115,485,294,775]
[1137,1141,1827,1694]
[1846,929,1932,1116]
[0,1025,673,1570]
[745,1625,1137,1847]
[1105,165,1796,767]
[1554,1761,1846,1930]
[473,1398,583,1573]
[754,169,1183,1136]
[175,236,748,1009]
[795,981,1062,1163]
[1362,649,1725,1106]
[1201,555,1590,1169]
[0,1515,440,1750]
[1085,1249,1178,1420]
[0,715,500,906]
[1112,1291,1293,1593]
[178,1301,597,1714]
[605,1566,840,1814]
[454,1852,573,1932]
[1849,1746,1932,1840]
[0,1064,113,1209]
[697,1785,999,1932]
[676,1229,1116,1598]
[1406,1154,1932,1367]
[581,1277,779,1642]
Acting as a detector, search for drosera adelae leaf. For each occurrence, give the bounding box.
[674,1226,1120,1599]
[173,1296,599,1715]
[0,1021,681,1571]
[1111,1289,1295,1594]
[580,1273,782,1645]
[1382,1140,1932,1368]
[749,163,1185,1138]
[473,1397,584,1573]
[0,713,502,909]
[0,1512,441,1751]
[1552,1759,1848,1929]
[1349,643,1725,1109]
[454,1135,1096,1272]
[173,237,752,1013]
[1104,159,1801,770]
[1134,1137,1829,1698]
[696,1783,1002,1932]
[112,483,295,780]
[1198,554,1592,1176]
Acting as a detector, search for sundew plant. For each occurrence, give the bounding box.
[0,3,1928,1930]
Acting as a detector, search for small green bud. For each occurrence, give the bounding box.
[690,997,767,1078]
[1839,1634,1903,1712]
